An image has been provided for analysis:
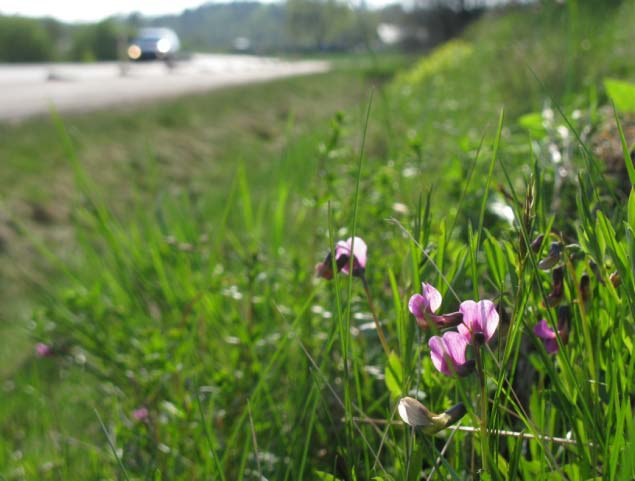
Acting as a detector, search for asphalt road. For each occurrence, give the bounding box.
[0,54,330,122]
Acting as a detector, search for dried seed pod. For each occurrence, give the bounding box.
[546,266,564,307]
[580,272,591,304]
[589,259,604,284]
[530,234,545,253]
[538,242,563,270]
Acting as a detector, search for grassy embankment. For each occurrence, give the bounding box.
[2,1,635,479]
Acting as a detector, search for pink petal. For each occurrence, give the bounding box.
[544,338,559,354]
[457,323,471,343]
[428,336,449,376]
[422,283,442,313]
[335,236,367,274]
[349,237,367,269]
[479,300,499,342]
[459,300,479,332]
[442,331,468,365]
[408,294,426,320]
[534,319,556,340]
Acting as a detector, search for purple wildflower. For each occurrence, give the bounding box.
[408,283,462,329]
[534,311,569,354]
[316,236,367,279]
[132,407,149,422]
[429,332,474,377]
[457,300,499,345]
[35,343,53,358]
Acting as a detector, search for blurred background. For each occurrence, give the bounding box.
[0,0,518,61]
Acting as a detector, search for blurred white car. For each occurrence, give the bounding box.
[128,28,181,61]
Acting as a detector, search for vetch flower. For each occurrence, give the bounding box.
[457,300,499,345]
[315,236,367,279]
[335,236,367,276]
[35,343,53,358]
[408,283,462,329]
[534,306,570,354]
[133,407,149,422]
[397,396,467,434]
[429,332,474,377]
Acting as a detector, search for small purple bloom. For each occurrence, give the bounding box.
[534,315,569,354]
[335,237,367,276]
[408,283,462,329]
[429,332,474,377]
[35,343,53,358]
[316,236,367,279]
[409,283,442,320]
[457,300,499,344]
[132,407,149,422]
[534,320,558,354]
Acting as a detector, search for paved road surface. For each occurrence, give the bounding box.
[0,55,330,122]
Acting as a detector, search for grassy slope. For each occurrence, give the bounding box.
[2,1,635,479]
[0,67,389,477]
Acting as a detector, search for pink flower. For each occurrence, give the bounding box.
[132,407,149,422]
[457,300,499,345]
[409,283,442,318]
[429,332,474,377]
[335,237,367,276]
[408,283,462,329]
[35,343,53,358]
[316,236,367,279]
[534,318,569,354]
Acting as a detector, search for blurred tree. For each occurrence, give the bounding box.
[69,19,120,61]
[285,0,374,51]
[0,16,53,62]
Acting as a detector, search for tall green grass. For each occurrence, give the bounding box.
[3,1,635,479]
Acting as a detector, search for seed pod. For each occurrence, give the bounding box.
[530,234,545,253]
[580,272,591,304]
[589,259,604,284]
[538,242,562,270]
[546,266,564,307]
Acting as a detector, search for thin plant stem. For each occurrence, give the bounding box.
[361,274,391,357]
[348,417,584,446]
[474,344,489,474]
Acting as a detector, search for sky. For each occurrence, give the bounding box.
[0,1,217,22]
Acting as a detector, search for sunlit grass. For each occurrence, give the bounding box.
[2,1,635,479]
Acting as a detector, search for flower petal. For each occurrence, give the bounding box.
[422,283,442,313]
[408,294,426,320]
[428,336,449,376]
[459,299,479,336]
[544,338,559,354]
[442,331,468,366]
[349,237,367,269]
[479,300,499,342]
[457,323,471,343]
[534,319,556,340]
[398,397,434,428]
[335,237,367,274]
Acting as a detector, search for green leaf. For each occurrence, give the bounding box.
[385,351,404,399]
[629,189,635,232]
[518,111,547,138]
[605,78,635,113]
[314,470,343,481]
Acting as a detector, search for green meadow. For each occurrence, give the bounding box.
[2,1,635,479]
